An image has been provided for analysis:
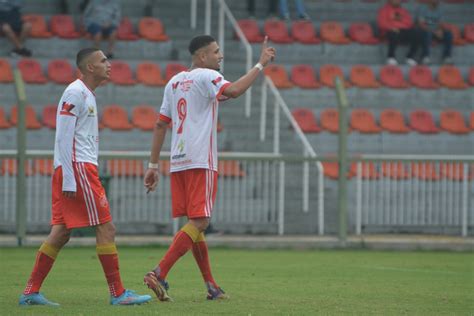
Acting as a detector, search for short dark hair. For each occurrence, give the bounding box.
[76,48,100,71]
[188,35,216,55]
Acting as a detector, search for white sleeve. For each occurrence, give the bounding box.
[202,69,231,101]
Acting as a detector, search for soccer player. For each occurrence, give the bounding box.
[18,48,152,306]
[143,35,276,301]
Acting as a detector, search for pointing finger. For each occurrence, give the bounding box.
[263,35,268,48]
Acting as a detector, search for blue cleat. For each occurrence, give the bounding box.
[206,282,229,300]
[19,293,60,306]
[110,289,152,305]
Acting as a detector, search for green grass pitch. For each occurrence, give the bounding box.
[1,246,472,315]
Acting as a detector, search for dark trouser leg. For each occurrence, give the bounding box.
[442,30,452,58]
[386,30,400,58]
[401,28,420,59]
[421,29,432,58]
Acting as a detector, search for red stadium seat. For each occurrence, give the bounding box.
[42,105,57,129]
[320,64,350,88]
[437,65,468,89]
[322,159,355,179]
[138,17,169,41]
[380,109,410,133]
[10,105,42,129]
[291,108,321,133]
[107,160,144,177]
[291,64,320,88]
[34,159,54,176]
[165,63,187,82]
[350,162,380,179]
[136,62,165,86]
[48,59,75,84]
[218,160,246,177]
[236,19,264,43]
[50,15,81,38]
[464,23,474,43]
[264,20,293,43]
[291,21,320,44]
[409,110,439,134]
[17,59,47,84]
[469,67,474,86]
[348,22,379,44]
[471,112,474,130]
[380,65,409,88]
[350,65,380,88]
[117,18,139,40]
[0,58,13,83]
[350,109,381,133]
[411,162,439,181]
[320,22,350,44]
[1,159,34,176]
[132,105,157,131]
[102,105,133,130]
[0,107,11,129]
[440,163,471,181]
[320,108,340,133]
[440,110,470,134]
[23,14,52,38]
[382,162,411,180]
[443,23,466,45]
[263,64,293,88]
[109,61,136,85]
[408,65,439,89]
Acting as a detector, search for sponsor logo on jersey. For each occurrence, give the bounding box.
[180,80,193,92]
[59,102,75,116]
[177,139,185,153]
[172,81,180,93]
[88,106,96,117]
[211,77,222,86]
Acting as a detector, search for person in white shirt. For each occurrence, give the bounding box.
[143,35,276,301]
[19,48,151,307]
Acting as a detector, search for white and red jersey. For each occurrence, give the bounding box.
[159,68,231,173]
[53,79,99,191]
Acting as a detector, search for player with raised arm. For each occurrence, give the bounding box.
[18,48,152,306]
[143,35,276,301]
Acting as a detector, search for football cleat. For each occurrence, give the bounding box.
[110,289,152,305]
[19,293,60,306]
[206,282,229,300]
[143,271,173,302]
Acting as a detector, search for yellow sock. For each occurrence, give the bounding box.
[180,223,201,242]
[39,242,59,259]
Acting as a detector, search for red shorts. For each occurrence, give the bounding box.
[51,162,112,229]
[170,168,218,219]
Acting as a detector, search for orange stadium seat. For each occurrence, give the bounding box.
[291,21,320,44]
[320,22,350,44]
[17,59,47,84]
[132,105,157,131]
[348,22,379,44]
[471,112,474,130]
[380,109,410,133]
[1,159,34,176]
[109,61,136,85]
[291,108,321,133]
[437,65,468,89]
[320,64,350,88]
[264,20,293,43]
[117,17,139,40]
[136,62,165,86]
[350,162,380,179]
[440,163,469,181]
[23,14,52,38]
[42,105,57,129]
[350,65,380,88]
[102,105,133,130]
[464,23,474,43]
[218,160,246,177]
[440,110,470,134]
[409,110,439,134]
[382,162,411,180]
[322,160,355,179]
[165,63,187,82]
[34,159,54,176]
[10,105,42,129]
[107,160,145,177]
[263,64,293,88]
[291,64,320,88]
[411,162,439,181]
[50,15,81,38]
[350,109,381,133]
[469,68,474,85]
[138,17,169,41]
[320,108,340,133]
[0,107,11,129]
[380,65,410,88]
[443,23,466,45]
[48,59,75,84]
[408,65,439,89]
[236,19,264,43]
[0,58,13,83]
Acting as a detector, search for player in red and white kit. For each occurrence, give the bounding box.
[143,35,276,301]
[19,48,151,306]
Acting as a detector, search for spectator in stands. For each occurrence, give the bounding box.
[415,0,452,65]
[0,0,32,57]
[280,0,310,21]
[83,0,121,59]
[377,0,421,66]
[247,0,278,19]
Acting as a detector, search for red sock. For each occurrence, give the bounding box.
[97,243,125,297]
[192,240,218,288]
[23,243,58,295]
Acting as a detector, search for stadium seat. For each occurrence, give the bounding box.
[322,160,355,179]
[109,61,136,85]
[350,109,381,133]
[102,105,133,130]
[319,64,350,88]
[411,162,439,181]
[132,105,157,131]
[291,21,320,44]
[263,64,293,88]
[409,110,439,134]
[320,108,340,133]
[320,21,350,44]
[408,65,439,89]
[443,23,466,45]
[10,105,42,129]
[440,110,470,134]
[469,68,474,86]
[236,19,264,43]
[440,163,470,181]
[138,17,169,41]
[291,64,320,88]
[0,107,11,129]
[291,108,321,133]
[350,65,380,88]
[17,59,48,84]
[107,160,144,177]
[348,22,379,44]
[165,63,187,82]
[464,23,474,43]
[264,20,293,43]
[0,58,13,83]
[117,17,139,40]
[350,162,379,179]
[1,159,34,176]
[42,105,57,129]
[34,159,54,176]
[471,112,474,130]
[48,59,75,84]
[380,109,410,133]
[50,15,81,38]
[23,14,52,38]
[218,160,246,177]
[136,62,165,86]
[437,65,468,89]
[382,162,411,180]
[380,65,410,88]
